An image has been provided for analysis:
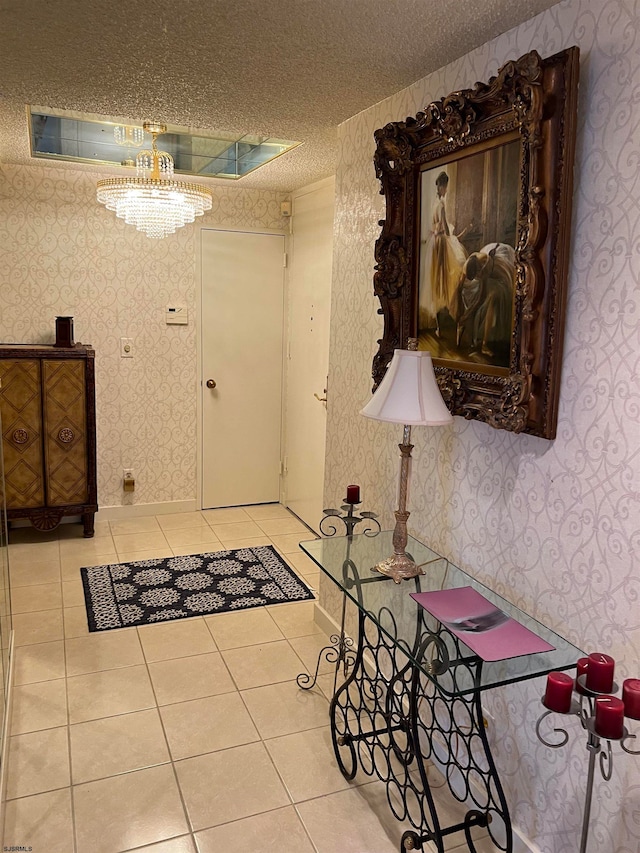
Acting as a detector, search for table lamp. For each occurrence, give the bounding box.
[360,343,452,582]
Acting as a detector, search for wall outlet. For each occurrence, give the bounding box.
[123,468,135,492]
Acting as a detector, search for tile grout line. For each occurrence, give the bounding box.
[59,541,81,853]
[188,802,317,845]
[259,726,330,849]
[61,597,79,853]
[233,678,322,853]
[190,553,322,847]
[293,802,322,853]
[136,620,199,850]
[144,524,317,851]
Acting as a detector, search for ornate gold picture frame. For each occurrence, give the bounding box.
[372,47,579,439]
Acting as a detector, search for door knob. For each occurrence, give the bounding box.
[206,379,217,389]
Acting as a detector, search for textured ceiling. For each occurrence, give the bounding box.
[0,0,558,192]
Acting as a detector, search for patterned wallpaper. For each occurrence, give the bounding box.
[0,163,287,507]
[324,0,640,850]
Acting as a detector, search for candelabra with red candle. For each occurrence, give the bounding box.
[319,486,380,539]
[306,489,381,697]
[536,655,639,853]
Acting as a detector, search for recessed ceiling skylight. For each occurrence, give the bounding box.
[29,107,300,179]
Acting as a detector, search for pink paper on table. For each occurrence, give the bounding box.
[410,587,555,662]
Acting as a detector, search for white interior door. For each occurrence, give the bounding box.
[201,229,285,508]
[284,179,334,531]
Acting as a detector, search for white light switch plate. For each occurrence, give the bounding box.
[120,337,133,357]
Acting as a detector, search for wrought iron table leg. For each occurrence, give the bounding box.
[297,584,356,693]
[330,607,367,780]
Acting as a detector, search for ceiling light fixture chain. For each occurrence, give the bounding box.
[96,120,212,240]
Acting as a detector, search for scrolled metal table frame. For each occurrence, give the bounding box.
[311,555,513,853]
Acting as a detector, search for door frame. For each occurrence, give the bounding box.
[280,175,335,526]
[196,224,289,511]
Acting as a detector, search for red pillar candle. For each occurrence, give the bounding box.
[346,484,360,504]
[585,653,615,693]
[622,678,640,720]
[576,657,589,695]
[544,672,574,713]
[594,695,625,740]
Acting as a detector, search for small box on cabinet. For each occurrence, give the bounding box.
[55,316,74,347]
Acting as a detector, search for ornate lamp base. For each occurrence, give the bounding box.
[372,486,425,583]
[372,552,425,584]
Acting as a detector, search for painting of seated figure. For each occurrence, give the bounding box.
[417,139,519,370]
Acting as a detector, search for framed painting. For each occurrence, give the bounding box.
[372,47,579,438]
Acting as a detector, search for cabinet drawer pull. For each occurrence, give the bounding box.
[58,427,75,443]
[12,428,29,444]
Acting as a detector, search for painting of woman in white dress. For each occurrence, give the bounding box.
[418,170,468,336]
[417,140,520,368]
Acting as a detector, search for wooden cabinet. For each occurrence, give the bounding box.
[0,344,97,537]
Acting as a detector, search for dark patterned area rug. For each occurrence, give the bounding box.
[81,545,313,632]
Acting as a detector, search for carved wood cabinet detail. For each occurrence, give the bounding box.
[0,344,97,537]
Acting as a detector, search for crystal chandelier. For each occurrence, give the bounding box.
[96,122,212,239]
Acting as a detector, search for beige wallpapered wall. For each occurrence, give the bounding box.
[323,0,640,850]
[0,164,288,508]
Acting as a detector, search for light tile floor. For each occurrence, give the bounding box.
[3,505,493,853]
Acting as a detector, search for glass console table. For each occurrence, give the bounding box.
[300,533,584,853]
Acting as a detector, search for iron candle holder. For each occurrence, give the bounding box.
[319,498,381,539]
[535,675,639,853]
[297,495,380,694]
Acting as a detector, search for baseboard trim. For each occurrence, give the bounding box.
[312,602,541,853]
[97,500,198,521]
[312,601,340,637]
[512,826,543,853]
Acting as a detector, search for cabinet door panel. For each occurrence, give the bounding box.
[42,360,88,506]
[0,360,45,508]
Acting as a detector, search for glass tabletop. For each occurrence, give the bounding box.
[300,532,584,696]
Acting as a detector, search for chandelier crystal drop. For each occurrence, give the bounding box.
[97,122,212,239]
[113,124,145,147]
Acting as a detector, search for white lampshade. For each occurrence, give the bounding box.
[361,349,453,426]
